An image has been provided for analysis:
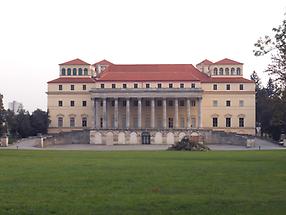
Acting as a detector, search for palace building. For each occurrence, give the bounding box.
[47,58,255,144]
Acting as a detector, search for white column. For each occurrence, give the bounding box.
[174,98,179,128]
[187,98,191,128]
[103,98,107,129]
[163,98,167,129]
[138,98,142,129]
[126,99,130,129]
[198,98,202,128]
[151,98,155,128]
[95,99,100,129]
[114,98,118,129]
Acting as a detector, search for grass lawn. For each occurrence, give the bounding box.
[0,150,286,215]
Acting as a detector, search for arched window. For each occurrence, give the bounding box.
[67,68,71,76]
[236,68,241,75]
[84,68,88,76]
[58,117,63,127]
[219,68,223,75]
[73,68,77,76]
[214,68,218,75]
[70,117,75,127]
[231,67,235,75]
[61,68,66,76]
[225,68,229,75]
[78,68,83,76]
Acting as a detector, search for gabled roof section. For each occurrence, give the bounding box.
[48,77,95,84]
[196,59,213,66]
[213,58,243,65]
[93,59,113,66]
[97,64,210,82]
[59,58,90,65]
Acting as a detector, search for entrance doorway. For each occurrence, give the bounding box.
[142,132,151,144]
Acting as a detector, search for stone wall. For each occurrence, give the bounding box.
[42,130,90,147]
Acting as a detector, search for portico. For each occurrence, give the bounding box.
[91,88,203,130]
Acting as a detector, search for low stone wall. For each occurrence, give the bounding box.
[42,130,90,147]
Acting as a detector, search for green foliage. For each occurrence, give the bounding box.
[254,14,286,85]
[0,150,286,215]
[0,94,5,136]
[30,109,50,135]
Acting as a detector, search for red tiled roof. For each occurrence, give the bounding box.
[48,77,95,84]
[196,59,213,66]
[213,58,243,65]
[97,64,210,82]
[59,58,90,65]
[93,59,113,66]
[202,77,254,83]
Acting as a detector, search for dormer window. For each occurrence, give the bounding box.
[225,68,229,75]
[84,68,88,76]
[78,68,83,76]
[191,83,196,88]
[214,68,218,75]
[67,68,71,76]
[73,68,77,76]
[219,68,223,75]
[231,68,235,75]
[236,68,241,75]
[61,68,66,76]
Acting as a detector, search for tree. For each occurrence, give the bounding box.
[15,110,33,138]
[30,109,49,135]
[254,14,286,85]
[0,94,5,136]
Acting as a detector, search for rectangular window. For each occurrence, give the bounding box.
[58,101,63,107]
[213,84,218,90]
[123,100,127,107]
[169,83,173,88]
[70,100,75,107]
[157,100,162,106]
[157,83,162,88]
[100,101,103,107]
[180,83,184,88]
[191,100,196,107]
[239,118,244,127]
[82,117,87,127]
[191,117,196,128]
[191,83,196,88]
[226,100,231,107]
[58,117,63,128]
[71,85,75,90]
[111,100,115,107]
[239,100,244,107]
[112,83,116,88]
[70,117,75,127]
[101,84,105,88]
[134,101,138,106]
[145,100,150,106]
[83,85,86,90]
[146,83,150,88]
[82,101,87,107]
[226,84,230,90]
[123,84,127,88]
[213,100,218,107]
[100,118,103,128]
[168,100,173,106]
[168,118,174,128]
[59,85,63,91]
[179,100,185,106]
[134,83,138,88]
[226,118,231,127]
[240,84,244,90]
[213,117,218,127]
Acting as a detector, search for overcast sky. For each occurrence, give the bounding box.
[0,0,285,112]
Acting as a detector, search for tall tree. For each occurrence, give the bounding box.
[0,94,5,136]
[30,109,49,135]
[254,14,286,85]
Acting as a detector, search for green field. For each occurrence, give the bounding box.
[0,150,286,215]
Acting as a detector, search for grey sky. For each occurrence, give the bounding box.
[0,0,285,112]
